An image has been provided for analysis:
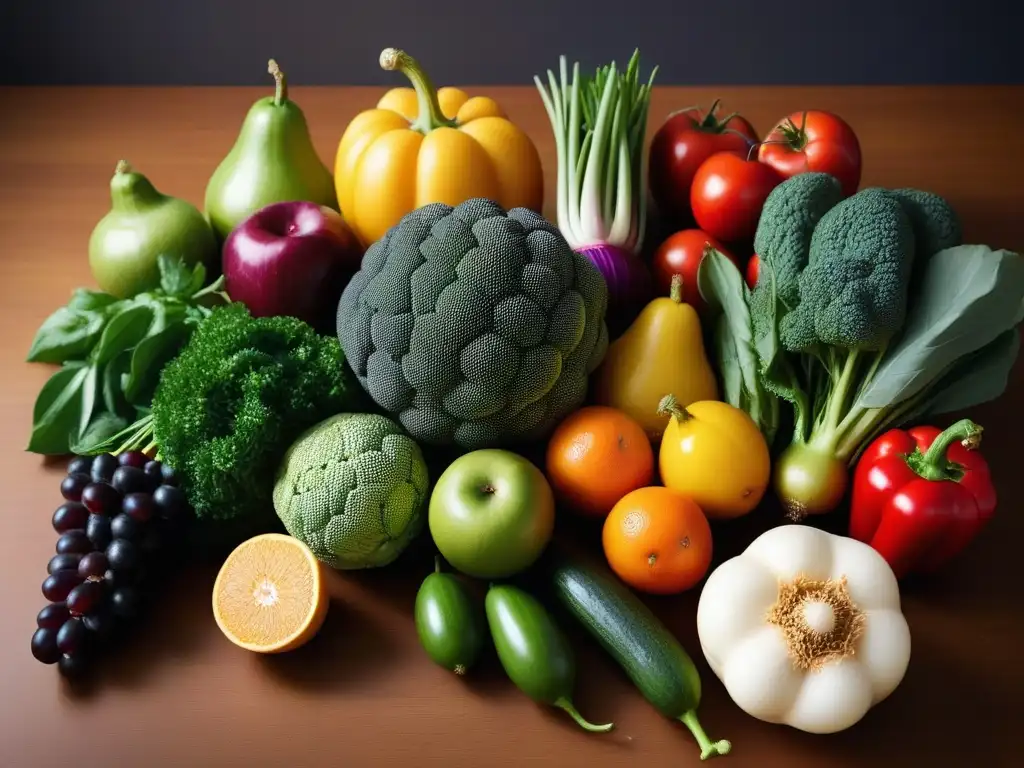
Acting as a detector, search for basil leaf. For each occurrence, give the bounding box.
[26,365,88,455]
[70,412,129,455]
[78,364,99,439]
[91,304,155,366]
[857,245,1024,408]
[159,254,198,298]
[187,262,208,296]
[26,307,106,363]
[103,352,133,417]
[124,323,191,404]
[67,288,118,313]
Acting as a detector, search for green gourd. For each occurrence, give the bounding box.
[88,160,218,299]
[414,557,486,675]
[204,59,337,242]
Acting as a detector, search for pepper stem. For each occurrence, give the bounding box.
[679,710,731,760]
[657,393,691,422]
[433,554,442,574]
[268,59,287,105]
[379,48,456,134]
[669,273,684,303]
[908,418,983,482]
[553,697,614,733]
[115,159,131,175]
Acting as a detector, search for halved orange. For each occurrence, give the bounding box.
[212,533,330,654]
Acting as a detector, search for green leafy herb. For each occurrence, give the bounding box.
[25,256,229,456]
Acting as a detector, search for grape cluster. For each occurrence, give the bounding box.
[30,452,192,677]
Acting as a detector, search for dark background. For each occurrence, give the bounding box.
[1,0,1019,86]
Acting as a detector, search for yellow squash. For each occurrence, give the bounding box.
[334,48,544,247]
[658,394,770,519]
[592,275,719,441]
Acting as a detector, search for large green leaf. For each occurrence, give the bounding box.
[857,245,1024,408]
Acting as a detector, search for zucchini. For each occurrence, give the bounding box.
[549,558,731,760]
[414,557,485,675]
[485,584,613,733]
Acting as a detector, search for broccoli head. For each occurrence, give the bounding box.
[886,187,962,259]
[780,188,916,352]
[753,172,844,309]
[151,302,359,526]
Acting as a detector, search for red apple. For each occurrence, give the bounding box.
[222,202,363,332]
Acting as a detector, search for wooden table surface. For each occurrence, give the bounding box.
[1,84,1022,767]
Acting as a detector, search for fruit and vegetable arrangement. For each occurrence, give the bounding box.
[22,46,1023,760]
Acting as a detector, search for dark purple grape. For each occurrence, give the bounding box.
[58,652,90,678]
[52,502,89,533]
[67,455,93,476]
[81,482,120,515]
[90,453,118,483]
[78,551,109,580]
[102,569,123,590]
[37,602,71,629]
[122,492,155,522]
[106,539,139,572]
[159,463,178,486]
[42,570,84,601]
[110,587,141,618]
[153,485,189,521]
[60,473,91,502]
[56,617,87,654]
[144,459,163,477]
[111,465,148,496]
[56,530,93,556]
[83,609,115,642]
[86,514,112,550]
[31,627,61,664]
[48,553,82,574]
[67,581,104,616]
[110,514,140,541]
[118,451,148,469]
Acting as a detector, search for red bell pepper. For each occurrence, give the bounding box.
[849,418,996,580]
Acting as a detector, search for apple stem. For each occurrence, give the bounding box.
[268,59,287,106]
[434,554,442,574]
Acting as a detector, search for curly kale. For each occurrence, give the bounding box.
[92,303,360,534]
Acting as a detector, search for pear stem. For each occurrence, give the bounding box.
[379,47,456,134]
[268,59,287,105]
[115,159,131,175]
[657,393,691,423]
[669,273,684,303]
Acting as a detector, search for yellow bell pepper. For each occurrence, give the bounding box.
[334,48,545,247]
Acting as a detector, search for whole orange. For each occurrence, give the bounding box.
[602,486,713,595]
[545,406,655,518]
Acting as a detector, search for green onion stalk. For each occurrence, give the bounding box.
[535,51,658,335]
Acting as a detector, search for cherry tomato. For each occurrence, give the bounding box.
[651,229,739,313]
[648,100,758,227]
[758,110,862,197]
[690,152,784,244]
[745,254,760,289]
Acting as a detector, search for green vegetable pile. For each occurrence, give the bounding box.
[87,302,361,535]
[273,412,429,569]
[26,256,229,455]
[700,173,1024,517]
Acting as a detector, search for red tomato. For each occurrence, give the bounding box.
[745,254,760,289]
[758,110,862,197]
[651,229,739,312]
[690,152,784,244]
[648,100,759,227]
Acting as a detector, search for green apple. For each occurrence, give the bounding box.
[429,449,555,579]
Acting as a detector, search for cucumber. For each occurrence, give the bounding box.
[549,558,731,760]
[414,558,485,675]
[484,584,613,734]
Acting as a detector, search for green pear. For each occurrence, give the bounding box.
[204,59,337,242]
[89,160,218,299]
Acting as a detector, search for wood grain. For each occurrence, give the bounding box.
[1,85,1022,767]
